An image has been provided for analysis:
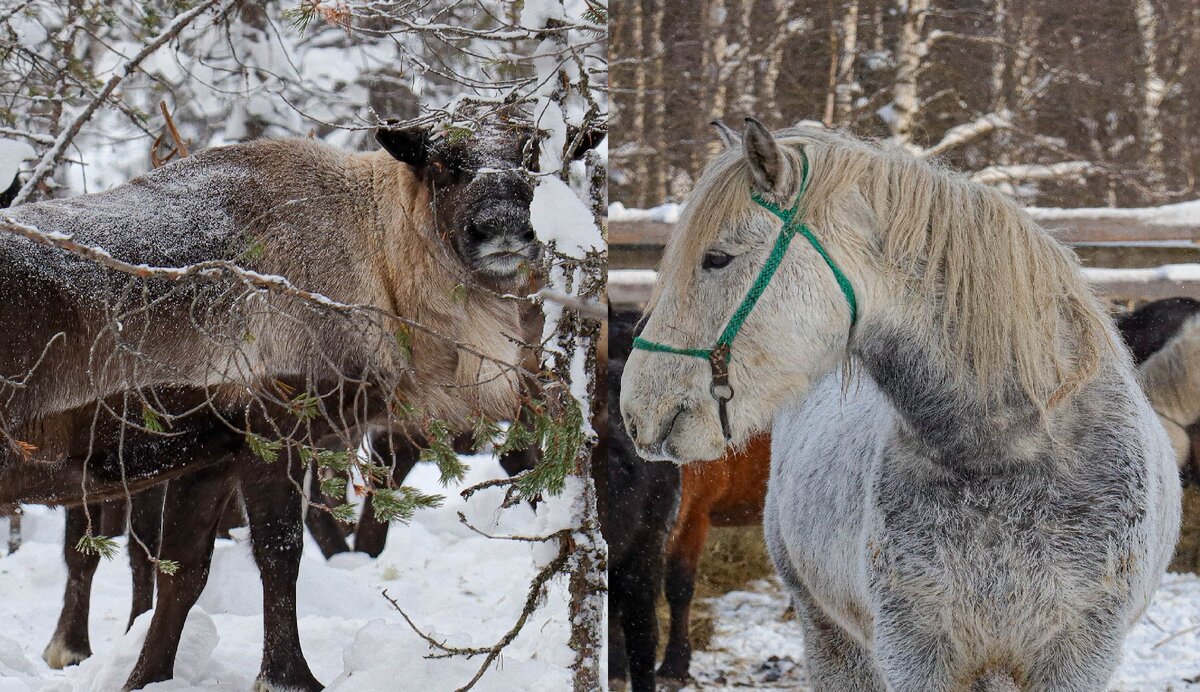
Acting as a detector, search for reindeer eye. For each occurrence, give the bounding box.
[702,251,734,270]
[429,161,445,176]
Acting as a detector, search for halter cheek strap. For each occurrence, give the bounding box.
[631,153,858,442]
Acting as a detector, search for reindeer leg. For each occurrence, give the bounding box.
[43,503,103,668]
[304,466,350,558]
[124,463,236,690]
[127,484,165,630]
[354,434,420,558]
[240,457,322,692]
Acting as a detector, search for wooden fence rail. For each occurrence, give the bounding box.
[610,201,1200,305]
[610,267,1200,307]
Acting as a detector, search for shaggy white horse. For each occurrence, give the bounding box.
[620,119,1181,690]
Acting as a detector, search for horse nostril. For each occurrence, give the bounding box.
[628,421,639,443]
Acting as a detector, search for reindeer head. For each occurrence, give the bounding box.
[376,123,603,285]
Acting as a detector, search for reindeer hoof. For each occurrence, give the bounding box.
[42,637,91,668]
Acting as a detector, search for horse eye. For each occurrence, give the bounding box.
[702,251,734,270]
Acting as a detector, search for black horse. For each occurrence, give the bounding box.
[605,307,681,692]
[1116,297,1200,364]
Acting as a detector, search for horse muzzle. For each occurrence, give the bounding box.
[622,400,726,464]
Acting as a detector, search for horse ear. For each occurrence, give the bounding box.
[742,117,783,194]
[565,125,606,161]
[376,123,430,167]
[711,119,741,150]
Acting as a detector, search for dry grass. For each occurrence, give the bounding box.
[1170,484,1200,574]
[656,525,776,654]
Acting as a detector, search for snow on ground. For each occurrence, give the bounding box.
[0,454,574,691]
[684,574,1200,691]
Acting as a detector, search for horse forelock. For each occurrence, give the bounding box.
[653,124,1112,410]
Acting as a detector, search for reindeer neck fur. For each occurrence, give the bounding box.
[352,151,524,424]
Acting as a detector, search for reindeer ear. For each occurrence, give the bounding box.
[711,119,741,150]
[742,117,783,194]
[376,124,430,167]
[565,125,607,161]
[517,129,543,173]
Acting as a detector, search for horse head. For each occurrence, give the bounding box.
[620,119,865,463]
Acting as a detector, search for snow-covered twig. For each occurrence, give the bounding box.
[534,287,606,321]
[922,111,1011,158]
[382,531,572,691]
[0,128,55,146]
[972,160,1096,185]
[11,0,229,206]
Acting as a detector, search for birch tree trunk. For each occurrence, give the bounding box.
[732,0,756,114]
[649,0,668,203]
[890,0,929,149]
[760,0,798,124]
[702,0,731,169]
[834,0,860,126]
[708,0,731,122]
[824,0,839,125]
[872,0,884,53]
[1133,0,1168,194]
[630,0,649,206]
[989,0,1014,194]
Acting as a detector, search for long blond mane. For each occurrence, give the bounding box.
[652,126,1112,408]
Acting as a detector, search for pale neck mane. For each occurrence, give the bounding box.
[352,151,524,424]
[656,126,1112,409]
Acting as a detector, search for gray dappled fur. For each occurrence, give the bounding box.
[623,123,1181,691]
[766,320,1179,690]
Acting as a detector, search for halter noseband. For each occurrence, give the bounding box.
[631,152,858,442]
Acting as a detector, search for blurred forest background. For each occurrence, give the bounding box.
[0,1,603,195]
[610,0,1200,209]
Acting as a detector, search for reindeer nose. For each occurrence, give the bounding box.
[520,223,536,243]
[466,220,494,243]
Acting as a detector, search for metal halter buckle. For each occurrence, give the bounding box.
[708,343,734,442]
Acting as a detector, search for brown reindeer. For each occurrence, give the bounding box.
[43,483,245,670]
[2,122,601,690]
[43,487,166,669]
[0,125,548,470]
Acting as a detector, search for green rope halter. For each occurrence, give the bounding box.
[631,150,858,440]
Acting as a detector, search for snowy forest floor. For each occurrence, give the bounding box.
[673,529,1200,691]
[0,454,575,691]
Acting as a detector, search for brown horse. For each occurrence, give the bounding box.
[658,434,771,681]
